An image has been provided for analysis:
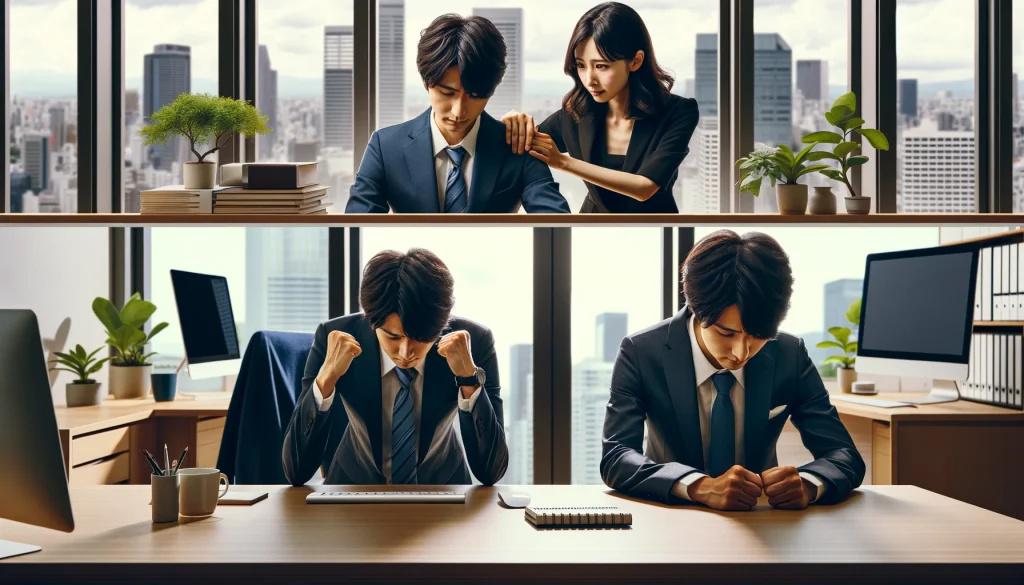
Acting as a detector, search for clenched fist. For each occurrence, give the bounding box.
[761,466,815,510]
[436,331,477,391]
[690,465,764,511]
[316,330,362,400]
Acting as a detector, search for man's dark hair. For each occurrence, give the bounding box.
[360,248,455,342]
[681,230,793,340]
[417,13,507,99]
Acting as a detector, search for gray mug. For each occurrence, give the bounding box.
[151,473,180,523]
[177,468,230,517]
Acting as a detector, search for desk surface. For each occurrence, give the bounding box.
[1,485,1021,584]
[54,393,232,437]
[828,391,1024,422]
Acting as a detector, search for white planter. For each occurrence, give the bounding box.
[66,382,103,407]
[183,162,217,189]
[845,196,872,215]
[837,367,858,393]
[109,365,152,399]
[808,186,837,214]
[776,184,808,215]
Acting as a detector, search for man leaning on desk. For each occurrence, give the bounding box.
[283,248,508,486]
[602,229,866,511]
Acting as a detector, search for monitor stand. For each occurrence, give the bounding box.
[0,539,42,560]
[898,378,961,405]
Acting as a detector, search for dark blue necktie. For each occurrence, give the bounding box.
[391,367,418,484]
[708,371,736,477]
[443,146,468,213]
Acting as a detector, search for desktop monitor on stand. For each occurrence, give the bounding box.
[170,270,242,384]
[856,242,978,405]
[0,310,75,560]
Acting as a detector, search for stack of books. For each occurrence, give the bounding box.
[140,185,219,214]
[214,162,332,214]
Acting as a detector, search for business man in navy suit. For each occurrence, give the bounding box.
[345,14,569,214]
[602,230,865,510]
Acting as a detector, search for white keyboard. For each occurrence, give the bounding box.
[305,491,465,504]
[831,395,915,409]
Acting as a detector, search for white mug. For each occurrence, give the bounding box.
[177,467,230,517]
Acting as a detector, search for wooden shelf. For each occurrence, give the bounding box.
[974,321,1024,327]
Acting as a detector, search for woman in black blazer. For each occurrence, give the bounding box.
[503,2,699,213]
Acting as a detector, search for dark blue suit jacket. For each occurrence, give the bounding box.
[601,307,865,505]
[345,109,570,213]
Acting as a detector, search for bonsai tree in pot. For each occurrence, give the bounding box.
[48,344,110,407]
[140,93,271,189]
[801,92,890,215]
[93,293,168,400]
[736,143,830,215]
[817,298,862,393]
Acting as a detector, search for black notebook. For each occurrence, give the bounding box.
[525,505,632,528]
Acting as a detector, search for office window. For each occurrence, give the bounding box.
[123,0,218,212]
[150,227,329,392]
[8,1,78,213]
[1013,6,1023,213]
[256,1,355,210]
[360,228,534,484]
[692,227,939,378]
[896,0,976,213]
[753,0,848,213]
[382,1,718,213]
[570,228,662,485]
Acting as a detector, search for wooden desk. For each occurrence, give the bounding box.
[775,390,1024,521]
[1,485,1021,584]
[54,394,232,485]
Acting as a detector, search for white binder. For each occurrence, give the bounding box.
[1015,335,1022,407]
[1000,335,1007,405]
[1018,243,1024,320]
[970,334,978,399]
[1004,246,1012,321]
[982,247,992,321]
[1011,244,1019,321]
[987,334,994,403]
[994,246,1003,320]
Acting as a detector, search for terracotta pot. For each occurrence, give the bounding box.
[776,184,808,215]
[845,196,872,215]
[109,365,152,399]
[183,162,217,189]
[837,367,858,393]
[808,186,837,214]
[66,382,103,407]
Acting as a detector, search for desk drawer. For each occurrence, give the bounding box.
[70,452,130,485]
[71,426,130,467]
[196,417,225,469]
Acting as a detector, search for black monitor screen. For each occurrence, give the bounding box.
[170,270,240,364]
[858,244,977,363]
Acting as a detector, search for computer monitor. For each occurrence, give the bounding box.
[0,310,75,559]
[856,243,979,404]
[170,269,241,380]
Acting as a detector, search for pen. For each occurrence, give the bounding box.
[143,449,163,476]
[172,446,188,476]
[163,444,170,480]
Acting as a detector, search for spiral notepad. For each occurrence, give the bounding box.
[525,505,632,528]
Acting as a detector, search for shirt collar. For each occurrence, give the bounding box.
[380,346,426,379]
[687,314,745,388]
[429,108,481,160]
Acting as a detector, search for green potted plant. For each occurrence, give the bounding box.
[801,92,890,215]
[817,298,862,393]
[736,143,831,215]
[48,344,110,407]
[140,93,271,189]
[92,293,169,399]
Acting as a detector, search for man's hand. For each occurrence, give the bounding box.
[437,331,477,396]
[501,110,535,154]
[689,465,764,511]
[761,466,814,510]
[315,331,362,400]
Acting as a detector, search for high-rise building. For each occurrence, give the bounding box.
[697,116,720,213]
[695,34,717,117]
[378,0,406,129]
[472,8,522,119]
[23,135,49,193]
[796,60,828,102]
[245,228,329,338]
[595,312,627,363]
[289,140,320,163]
[257,45,279,160]
[899,119,975,213]
[125,89,140,127]
[505,343,533,485]
[324,26,354,150]
[898,78,918,120]
[1014,73,1019,124]
[571,358,614,485]
[49,106,66,149]
[824,279,862,335]
[9,172,32,214]
[144,44,191,170]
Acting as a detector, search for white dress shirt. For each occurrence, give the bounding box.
[671,315,826,502]
[430,109,480,211]
[314,347,482,483]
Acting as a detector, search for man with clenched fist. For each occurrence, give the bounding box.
[282,248,508,486]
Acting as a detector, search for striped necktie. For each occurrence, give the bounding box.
[443,146,468,213]
[390,367,418,484]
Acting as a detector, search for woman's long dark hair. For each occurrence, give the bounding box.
[562,2,674,122]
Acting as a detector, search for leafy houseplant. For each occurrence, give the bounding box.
[737,143,831,215]
[48,344,110,407]
[817,298,862,393]
[139,93,271,189]
[801,92,890,215]
[93,293,169,399]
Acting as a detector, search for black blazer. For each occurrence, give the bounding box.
[601,307,866,505]
[537,93,699,213]
[282,313,509,486]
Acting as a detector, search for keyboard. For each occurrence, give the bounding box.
[831,395,915,409]
[305,491,466,504]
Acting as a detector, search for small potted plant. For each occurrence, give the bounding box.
[140,93,271,189]
[818,298,861,393]
[93,293,169,399]
[48,344,110,407]
[801,92,890,215]
[736,143,831,215]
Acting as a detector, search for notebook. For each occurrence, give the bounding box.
[524,505,632,528]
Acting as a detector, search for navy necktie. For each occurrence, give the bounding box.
[443,146,468,213]
[391,367,418,484]
[708,371,736,477]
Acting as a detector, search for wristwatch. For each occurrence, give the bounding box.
[455,366,486,388]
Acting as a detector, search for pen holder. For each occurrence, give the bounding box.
[152,473,180,523]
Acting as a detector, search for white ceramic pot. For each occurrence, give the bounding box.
[845,196,872,215]
[837,367,858,393]
[808,186,837,215]
[66,382,104,407]
[776,184,808,215]
[109,365,152,399]
[183,162,217,189]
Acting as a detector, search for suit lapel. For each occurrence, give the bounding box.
[403,109,440,213]
[340,317,385,472]
[742,349,775,472]
[662,308,704,470]
[418,348,454,462]
[622,115,656,174]
[467,113,508,213]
